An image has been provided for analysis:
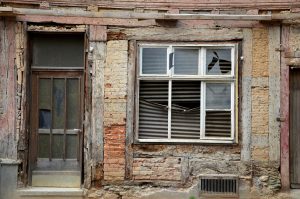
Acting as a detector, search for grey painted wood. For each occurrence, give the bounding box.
[241,28,252,161]
[125,40,136,180]
[90,41,106,181]
[268,26,281,162]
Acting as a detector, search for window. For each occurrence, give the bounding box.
[136,44,237,143]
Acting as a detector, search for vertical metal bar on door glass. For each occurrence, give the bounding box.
[64,78,67,160]
[36,76,40,162]
[77,77,81,161]
[50,77,53,161]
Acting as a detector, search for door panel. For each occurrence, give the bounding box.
[31,72,83,171]
[290,69,300,188]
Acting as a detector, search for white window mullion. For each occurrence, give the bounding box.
[200,81,206,139]
[200,48,205,75]
[231,47,235,76]
[230,82,235,139]
[168,80,172,139]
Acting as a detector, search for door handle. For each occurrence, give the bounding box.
[73,129,82,133]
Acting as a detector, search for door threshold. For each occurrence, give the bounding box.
[32,170,81,188]
[17,187,84,197]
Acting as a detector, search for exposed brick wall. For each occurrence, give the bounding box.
[104,126,126,181]
[103,40,128,181]
[133,157,182,181]
[251,28,270,161]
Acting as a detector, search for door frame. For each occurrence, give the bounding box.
[288,67,300,188]
[27,31,87,186]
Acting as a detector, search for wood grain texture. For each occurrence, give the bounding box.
[90,41,106,184]
[1,0,300,10]
[0,17,17,159]
[107,27,243,41]
[125,40,135,180]
[268,26,281,162]
[280,25,290,190]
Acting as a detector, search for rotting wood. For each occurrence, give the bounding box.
[89,25,107,42]
[107,27,244,41]
[83,31,92,189]
[15,21,29,187]
[27,24,86,32]
[0,17,17,159]
[6,7,300,21]
[0,7,274,21]
[16,15,157,27]
[125,40,136,180]
[90,41,106,185]
[1,0,300,10]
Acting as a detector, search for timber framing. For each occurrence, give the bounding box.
[1,0,300,10]
[2,7,300,23]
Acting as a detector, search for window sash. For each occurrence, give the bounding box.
[137,43,237,143]
[139,45,235,78]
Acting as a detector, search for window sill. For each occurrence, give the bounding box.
[135,138,237,145]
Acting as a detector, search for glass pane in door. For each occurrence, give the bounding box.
[37,77,81,160]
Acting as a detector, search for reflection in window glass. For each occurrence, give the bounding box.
[142,48,167,74]
[174,49,198,75]
[39,109,51,129]
[206,83,231,109]
[53,79,65,129]
[206,49,231,75]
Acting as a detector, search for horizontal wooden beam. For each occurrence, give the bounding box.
[1,0,300,10]
[0,6,19,16]
[2,7,300,22]
[0,7,274,21]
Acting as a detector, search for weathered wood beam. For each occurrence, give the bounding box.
[0,6,19,16]
[164,13,272,21]
[1,0,300,10]
[0,7,273,21]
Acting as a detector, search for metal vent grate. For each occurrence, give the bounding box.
[199,175,238,196]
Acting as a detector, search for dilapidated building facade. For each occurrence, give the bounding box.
[1,1,300,198]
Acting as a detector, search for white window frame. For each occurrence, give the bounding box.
[136,43,238,144]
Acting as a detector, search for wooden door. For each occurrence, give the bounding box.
[290,69,300,188]
[31,71,83,171]
[28,33,85,187]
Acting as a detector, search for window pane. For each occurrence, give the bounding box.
[205,111,231,137]
[32,34,84,68]
[139,81,168,139]
[142,48,167,74]
[171,81,200,139]
[206,49,231,75]
[39,78,52,129]
[174,49,198,75]
[52,134,64,159]
[53,79,65,129]
[67,79,80,129]
[206,83,231,109]
[38,134,50,158]
[66,134,77,159]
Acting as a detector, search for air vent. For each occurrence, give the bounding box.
[199,175,238,197]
